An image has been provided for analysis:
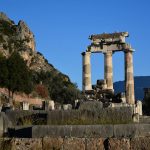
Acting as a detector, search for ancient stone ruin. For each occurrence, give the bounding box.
[82,32,135,105]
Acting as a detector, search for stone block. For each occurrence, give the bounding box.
[14,125,114,138]
[0,138,12,150]
[70,125,87,137]
[63,104,72,110]
[114,124,150,138]
[79,101,103,111]
[108,138,130,150]
[135,101,142,115]
[48,100,55,110]
[0,113,3,137]
[43,137,63,150]
[84,125,113,138]
[63,137,85,150]
[114,124,137,138]
[130,137,150,150]
[11,138,42,150]
[133,113,139,123]
[86,138,104,150]
[32,125,72,138]
[22,101,29,110]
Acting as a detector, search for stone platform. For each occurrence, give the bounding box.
[8,124,150,138]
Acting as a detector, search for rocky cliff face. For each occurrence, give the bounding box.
[16,20,35,52]
[0,12,58,73]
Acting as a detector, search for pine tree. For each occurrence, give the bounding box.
[0,53,8,87]
[7,51,32,99]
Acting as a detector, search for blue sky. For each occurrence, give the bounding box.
[0,0,150,89]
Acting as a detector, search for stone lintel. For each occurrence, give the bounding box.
[87,43,133,53]
[92,36,126,45]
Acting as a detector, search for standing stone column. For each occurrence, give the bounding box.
[82,52,92,92]
[125,51,135,104]
[104,51,113,90]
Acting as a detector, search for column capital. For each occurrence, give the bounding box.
[124,48,135,53]
[103,50,113,55]
[81,52,85,56]
[81,51,91,56]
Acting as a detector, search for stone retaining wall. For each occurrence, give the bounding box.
[5,106,133,126]
[0,137,150,150]
[0,112,12,136]
[9,124,150,138]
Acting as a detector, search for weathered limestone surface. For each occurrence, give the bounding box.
[86,138,104,150]
[0,12,13,23]
[16,20,35,52]
[31,124,150,138]
[130,137,150,150]
[0,12,58,73]
[1,137,150,150]
[0,113,3,137]
[63,138,85,150]
[0,112,12,137]
[9,123,150,139]
[108,138,130,150]
[11,138,42,150]
[43,137,63,150]
[104,51,113,90]
[0,138,12,150]
[114,124,150,138]
[31,125,114,138]
[82,52,92,91]
[125,51,135,104]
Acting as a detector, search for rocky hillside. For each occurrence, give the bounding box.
[0,12,68,78]
[0,12,81,104]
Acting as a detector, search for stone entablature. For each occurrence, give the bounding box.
[88,32,133,53]
[89,32,129,42]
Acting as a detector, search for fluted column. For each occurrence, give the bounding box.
[125,51,135,104]
[104,51,113,90]
[82,52,92,92]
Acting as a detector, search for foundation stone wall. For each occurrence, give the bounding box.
[8,124,150,138]
[0,137,150,150]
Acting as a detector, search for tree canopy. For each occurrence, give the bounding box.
[0,51,32,98]
[0,53,8,87]
[0,51,82,104]
[32,70,82,104]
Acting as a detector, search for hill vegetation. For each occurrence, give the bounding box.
[0,12,82,105]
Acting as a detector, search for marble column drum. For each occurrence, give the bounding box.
[104,51,113,90]
[125,51,135,104]
[82,52,92,92]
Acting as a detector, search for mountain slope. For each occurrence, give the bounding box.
[0,12,81,104]
[114,76,150,100]
[0,12,69,80]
